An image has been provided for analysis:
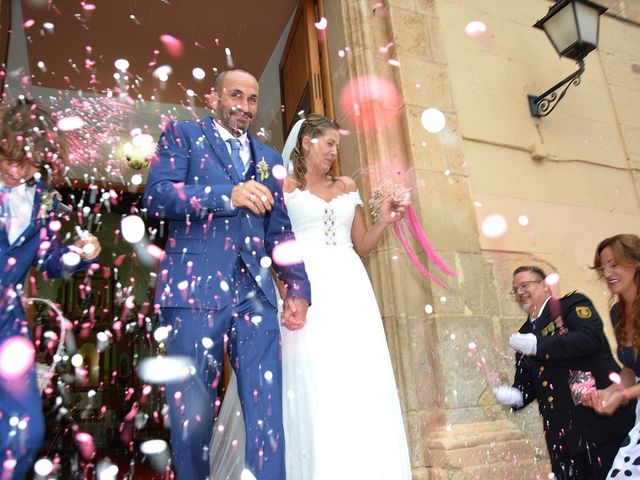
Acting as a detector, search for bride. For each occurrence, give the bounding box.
[210,113,412,479]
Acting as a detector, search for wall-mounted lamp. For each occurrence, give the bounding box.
[527,0,607,117]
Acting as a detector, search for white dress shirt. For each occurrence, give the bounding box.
[213,119,250,171]
[0,182,36,244]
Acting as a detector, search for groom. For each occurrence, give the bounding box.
[143,68,311,479]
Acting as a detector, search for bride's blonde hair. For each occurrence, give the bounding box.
[289,113,339,189]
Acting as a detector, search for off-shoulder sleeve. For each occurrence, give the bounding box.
[350,190,364,207]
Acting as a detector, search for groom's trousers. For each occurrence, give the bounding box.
[161,259,285,480]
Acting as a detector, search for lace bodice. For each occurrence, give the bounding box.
[284,188,363,248]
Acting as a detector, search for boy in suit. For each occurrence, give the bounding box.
[0,97,101,479]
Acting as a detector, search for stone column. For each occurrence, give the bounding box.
[322,0,550,478]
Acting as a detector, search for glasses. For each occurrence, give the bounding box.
[510,280,543,297]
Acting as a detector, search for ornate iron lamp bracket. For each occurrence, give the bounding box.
[528,59,585,117]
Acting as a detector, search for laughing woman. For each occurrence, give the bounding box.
[584,234,640,479]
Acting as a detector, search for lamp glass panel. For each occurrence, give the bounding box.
[575,2,600,46]
[543,3,579,55]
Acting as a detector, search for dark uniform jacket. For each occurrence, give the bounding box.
[512,292,635,458]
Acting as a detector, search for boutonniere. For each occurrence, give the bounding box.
[39,190,60,219]
[257,159,270,182]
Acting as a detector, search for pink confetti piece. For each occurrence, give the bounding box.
[160,34,184,57]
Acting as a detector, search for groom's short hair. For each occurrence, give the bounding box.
[214,68,256,92]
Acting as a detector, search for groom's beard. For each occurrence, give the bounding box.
[217,106,254,135]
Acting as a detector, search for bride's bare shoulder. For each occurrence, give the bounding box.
[336,176,357,193]
[283,175,298,193]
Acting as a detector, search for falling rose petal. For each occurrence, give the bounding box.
[62,251,81,267]
[81,3,96,11]
[57,116,85,131]
[545,273,560,286]
[146,244,166,261]
[271,240,304,266]
[153,65,173,81]
[387,58,401,67]
[259,256,272,269]
[192,67,206,80]
[481,214,507,239]
[314,17,328,30]
[468,342,477,355]
[140,439,168,454]
[137,356,195,383]
[272,164,287,180]
[96,459,119,480]
[0,337,35,380]
[153,326,170,342]
[120,215,145,243]
[114,58,129,72]
[23,19,35,29]
[160,34,184,57]
[609,372,622,385]
[465,20,488,38]
[340,75,403,131]
[421,108,446,133]
[33,458,53,476]
[75,432,95,461]
[132,133,155,151]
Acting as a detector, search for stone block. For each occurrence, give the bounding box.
[396,54,455,111]
[609,84,640,129]
[390,6,430,59]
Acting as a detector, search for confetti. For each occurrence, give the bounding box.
[421,108,446,133]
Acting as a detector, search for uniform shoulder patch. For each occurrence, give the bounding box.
[576,306,592,319]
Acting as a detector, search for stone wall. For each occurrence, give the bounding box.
[325,0,640,478]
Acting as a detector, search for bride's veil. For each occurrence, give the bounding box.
[280,118,305,174]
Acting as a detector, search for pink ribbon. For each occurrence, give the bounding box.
[391,205,457,289]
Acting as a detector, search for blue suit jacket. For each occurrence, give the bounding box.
[0,183,90,325]
[143,116,311,311]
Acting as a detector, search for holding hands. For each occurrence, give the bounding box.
[582,386,627,416]
[281,297,309,331]
[231,180,274,215]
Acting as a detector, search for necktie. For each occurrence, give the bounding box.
[226,139,245,177]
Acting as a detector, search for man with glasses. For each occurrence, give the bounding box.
[493,266,634,479]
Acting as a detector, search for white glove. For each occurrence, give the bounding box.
[509,333,537,356]
[493,385,524,407]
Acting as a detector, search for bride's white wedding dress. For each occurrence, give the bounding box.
[280,188,411,479]
[209,188,411,479]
